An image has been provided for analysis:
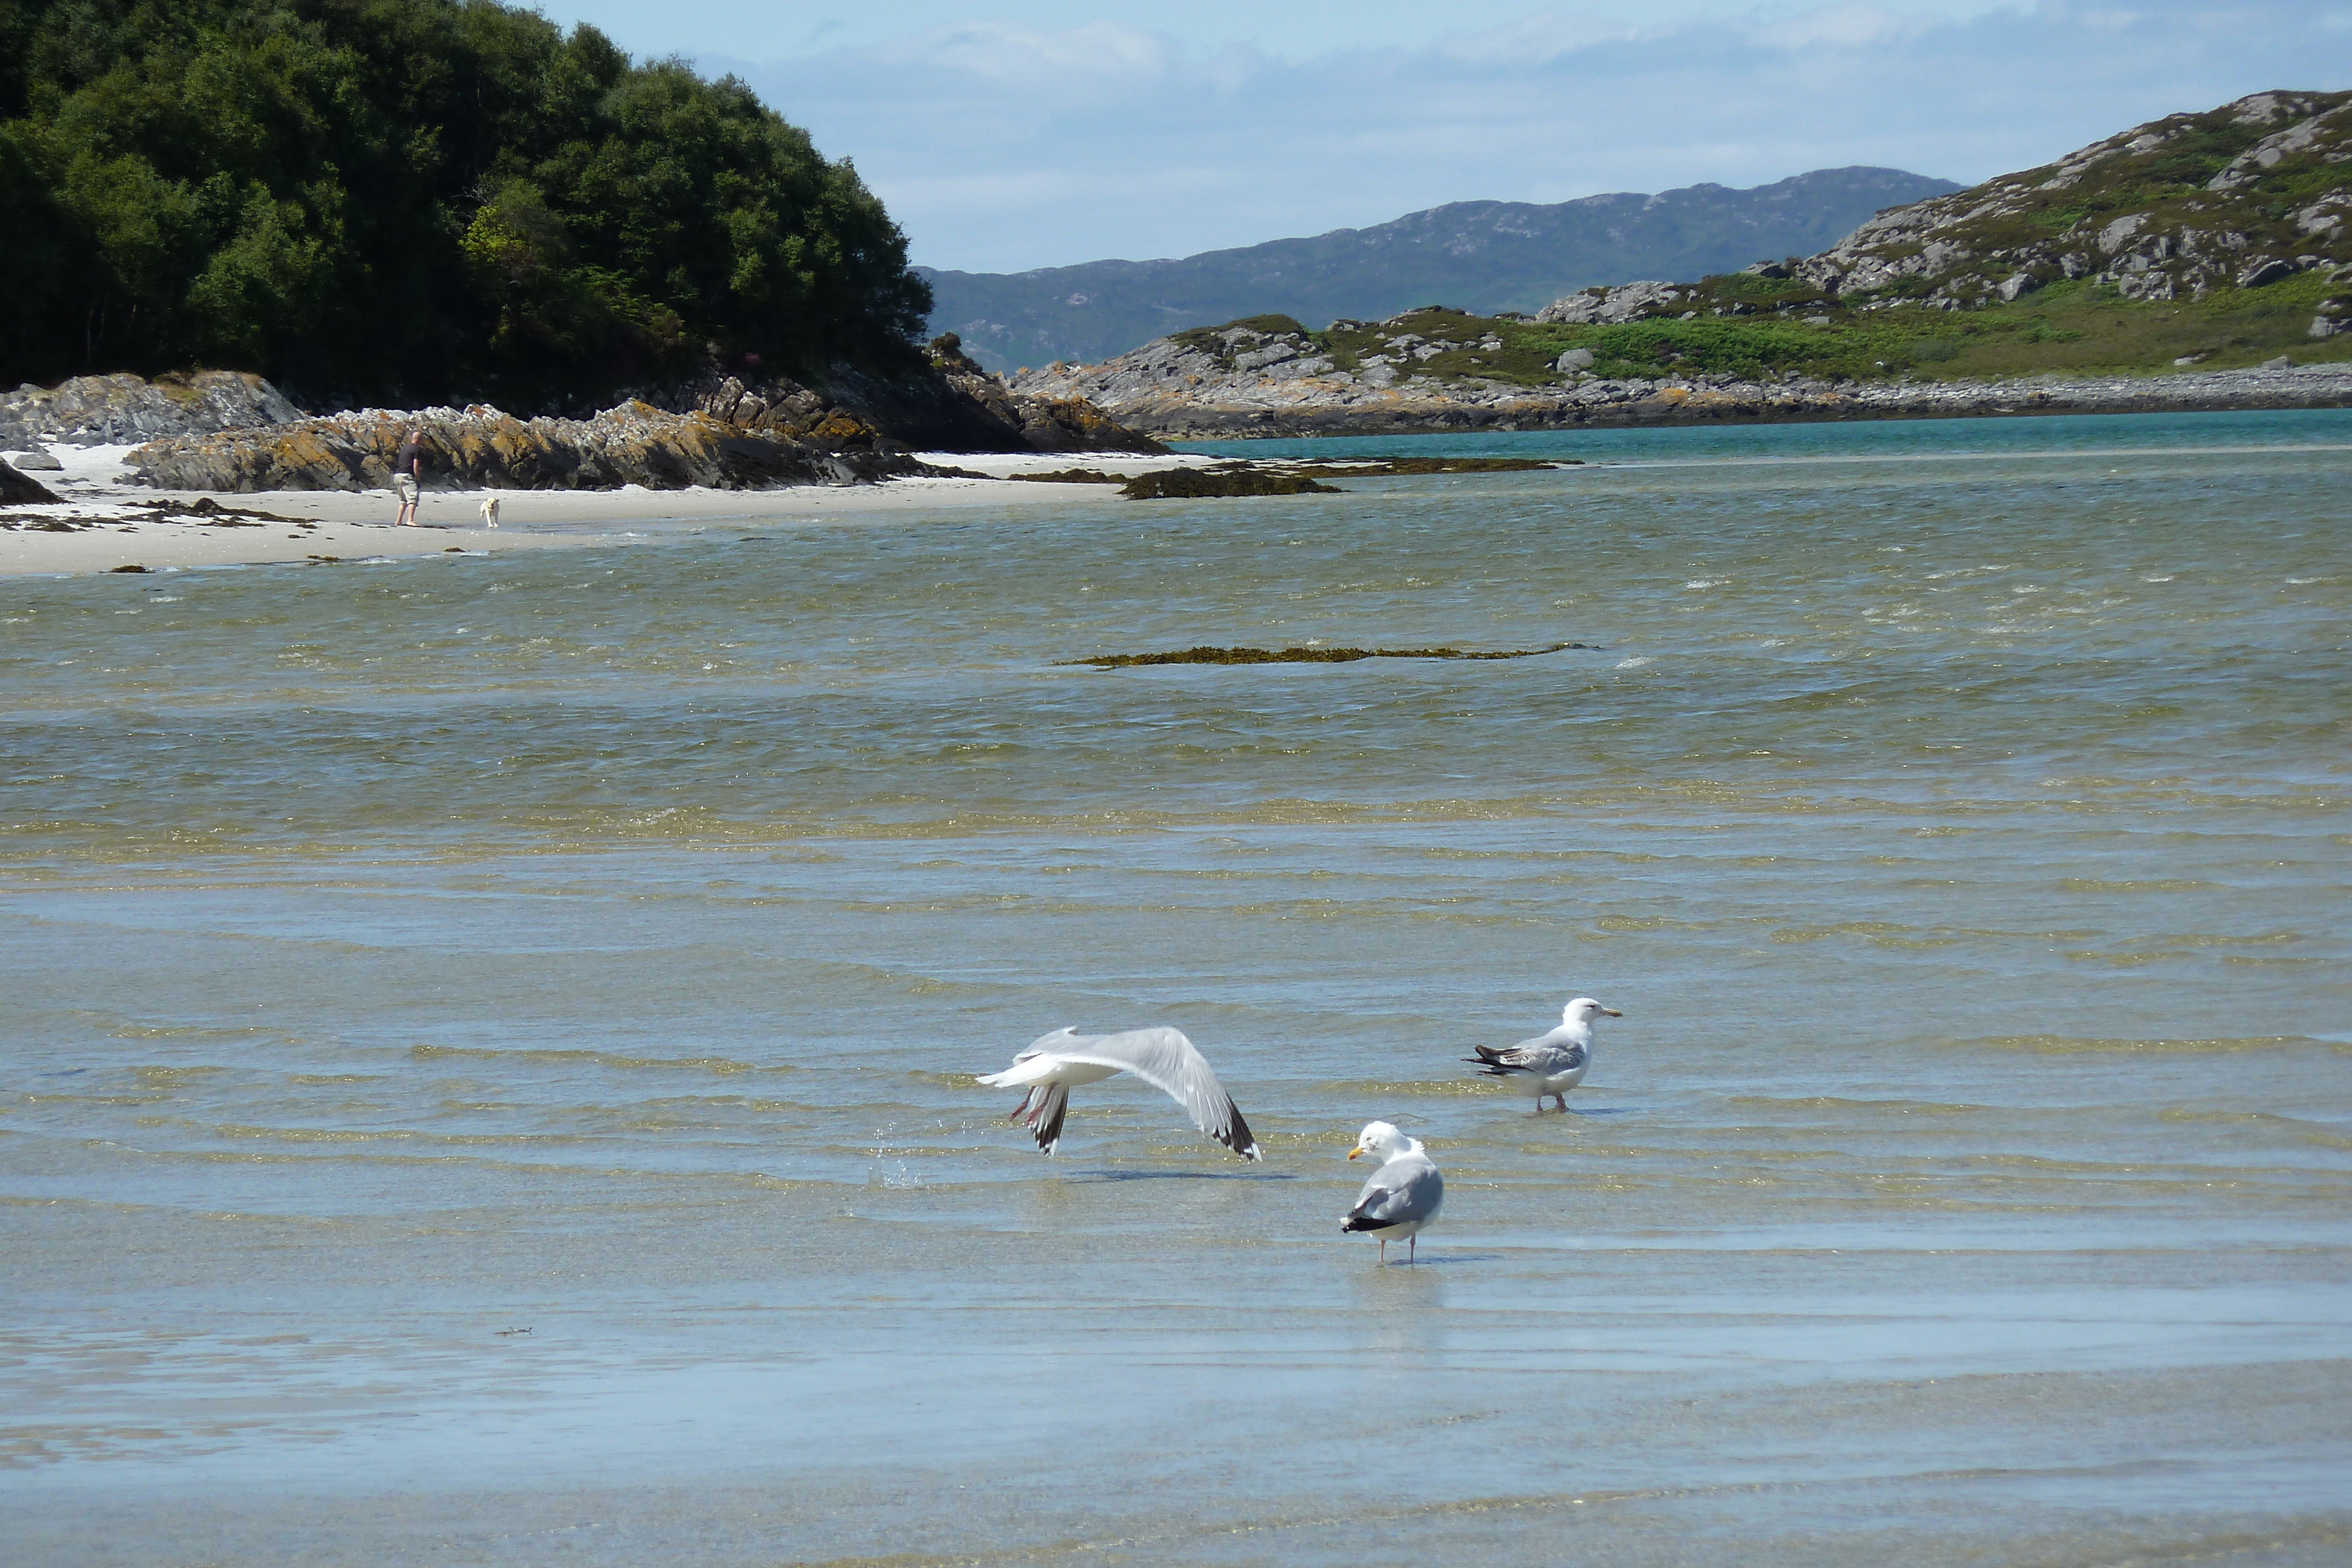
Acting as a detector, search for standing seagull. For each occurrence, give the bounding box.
[1465,997,1622,1112]
[978,1026,1263,1161]
[1342,1121,1444,1264]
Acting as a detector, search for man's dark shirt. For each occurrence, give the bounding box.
[396,439,423,475]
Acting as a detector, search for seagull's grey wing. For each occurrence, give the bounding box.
[1343,1155,1443,1232]
[1467,1029,1575,1075]
[1012,1025,1083,1065]
[1055,1026,1263,1160]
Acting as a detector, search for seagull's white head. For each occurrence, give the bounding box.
[1349,1120,1416,1162]
[1562,997,1622,1025]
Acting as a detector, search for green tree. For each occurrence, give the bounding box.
[0,0,931,408]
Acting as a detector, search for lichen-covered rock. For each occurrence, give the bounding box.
[1535,281,1686,325]
[127,401,954,493]
[1,372,303,447]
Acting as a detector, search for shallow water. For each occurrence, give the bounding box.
[4,409,2348,1567]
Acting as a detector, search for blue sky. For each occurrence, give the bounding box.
[536,1,2351,273]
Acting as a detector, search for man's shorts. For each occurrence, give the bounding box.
[395,474,419,504]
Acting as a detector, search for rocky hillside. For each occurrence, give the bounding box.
[921,168,1960,371]
[1778,90,2350,310]
[1008,93,2352,437]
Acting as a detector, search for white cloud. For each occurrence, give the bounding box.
[704,0,2352,271]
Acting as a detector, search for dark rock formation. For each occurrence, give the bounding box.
[0,457,63,504]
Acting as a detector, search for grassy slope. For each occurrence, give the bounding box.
[1247,272,2349,392]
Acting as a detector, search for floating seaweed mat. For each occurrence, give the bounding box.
[1060,643,1595,668]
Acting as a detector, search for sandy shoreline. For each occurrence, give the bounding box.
[0,447,1192,576]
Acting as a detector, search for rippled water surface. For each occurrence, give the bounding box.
[5,410,2350,1567]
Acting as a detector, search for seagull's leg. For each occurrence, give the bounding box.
[1008,1090,1035,1124]
[1378,1238,1387,1265]
[1408,1235,1418,1265]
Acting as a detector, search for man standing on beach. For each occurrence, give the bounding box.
[393,428,425,526]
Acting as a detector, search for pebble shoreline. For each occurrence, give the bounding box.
[1011,359,2352,440]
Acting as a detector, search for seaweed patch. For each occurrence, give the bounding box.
[1060,643,1594,668]
[1120,468,1344,500]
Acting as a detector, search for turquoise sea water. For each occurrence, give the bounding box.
[5,410,2349,1566]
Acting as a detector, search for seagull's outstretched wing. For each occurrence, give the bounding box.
[1344,1156,1442,1232]
[1055,1026,1263,1160]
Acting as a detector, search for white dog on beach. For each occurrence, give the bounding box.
[478,496,500,528]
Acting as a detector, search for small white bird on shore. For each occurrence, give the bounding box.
[978,1025,1262,1160]
[1465,997,1622,1112]
[1342,1121,1443,1264]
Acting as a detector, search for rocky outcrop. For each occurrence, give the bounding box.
[0,371,303,448]
[100,336,1163,492]
[1535,281,1690,325]
[19,346,1158,494]
[0,457,63,505]
[652,338,1164,455]
[128,402,960,493]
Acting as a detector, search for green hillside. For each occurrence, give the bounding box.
[0,0,930,410]
[1267,272,2348,390]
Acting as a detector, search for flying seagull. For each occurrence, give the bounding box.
[1342,1121,1443,1264]
[978,1026,1263,1160]
[1466,997,1622,1112]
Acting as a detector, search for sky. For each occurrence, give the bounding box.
[534,1,2352,274]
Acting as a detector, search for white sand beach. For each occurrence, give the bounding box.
[0,444,1192,576]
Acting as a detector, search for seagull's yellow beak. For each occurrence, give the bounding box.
[1348,1146,1365,1160]
[1602,1008,1622,1017]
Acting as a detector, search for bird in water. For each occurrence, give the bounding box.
[1341,1120,1444,1264]
[1465,997,1622,1112]
[977,1025,1262,1160]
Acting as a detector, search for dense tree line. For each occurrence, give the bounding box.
[0,0,931,409]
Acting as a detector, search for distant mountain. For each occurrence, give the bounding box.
[920,167,1963,370]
